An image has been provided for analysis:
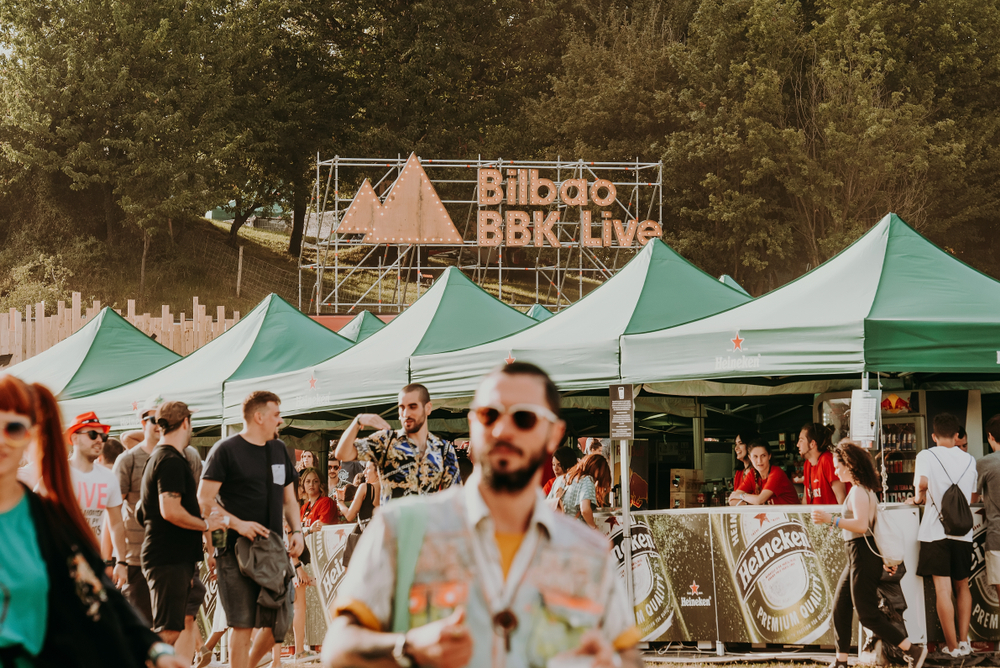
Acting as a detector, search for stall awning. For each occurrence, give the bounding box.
[622,213,1000,384]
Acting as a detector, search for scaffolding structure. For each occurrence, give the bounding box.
[300,156,663,315]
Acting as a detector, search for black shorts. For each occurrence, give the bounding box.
[216,547,285,635]
[122,565,152,624]
[917,539,973,581]
[185,572,207,618]
[144,562,196,633]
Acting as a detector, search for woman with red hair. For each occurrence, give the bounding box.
[0,375,184,668]
[560,453,612,529]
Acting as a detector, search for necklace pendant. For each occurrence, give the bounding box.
[493,609,517,651]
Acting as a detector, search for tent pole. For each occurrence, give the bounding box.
[620,437,634,612]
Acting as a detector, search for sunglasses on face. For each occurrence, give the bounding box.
[79,430,109,442]
[0,419,32,444]
[142,414,157,424]
[470,403,558,431]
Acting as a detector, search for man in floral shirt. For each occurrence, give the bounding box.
[335,384,460,505]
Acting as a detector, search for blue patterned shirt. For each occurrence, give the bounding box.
[354,429,461,505]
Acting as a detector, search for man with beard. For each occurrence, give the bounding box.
[336,383,460,505]
[321,363,641,668]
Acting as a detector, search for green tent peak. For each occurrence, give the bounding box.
[6,307,180,399]
[402,267,535,355]
[625,239,753,334]
[719,274,752,297]
[339,311,386,343]
[527,304,554,321]
[227,293,353,381]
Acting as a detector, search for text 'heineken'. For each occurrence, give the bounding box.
[714,512,833,643]
[970,517,1000,638]
[609,518,681,640]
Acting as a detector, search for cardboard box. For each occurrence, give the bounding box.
[670,491,706,508]
[670,469,704,492]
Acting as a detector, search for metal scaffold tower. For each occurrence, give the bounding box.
[299,155,663,315]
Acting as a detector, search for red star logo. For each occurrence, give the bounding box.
[689,581,700,595]
[308,375,317,389]
[131,401,139,411]
[732,331,745,351]
[755,513,768,527]
[504,351,516,365]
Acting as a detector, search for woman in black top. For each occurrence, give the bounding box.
[0,374,185,668]
[337,461,378,524]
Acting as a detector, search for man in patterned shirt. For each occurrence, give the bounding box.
[336,383,460,504]
[321,363,640,668]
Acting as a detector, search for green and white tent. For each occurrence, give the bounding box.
[719,274,752,297]
[338,310,386,343]
[411,239,753,395]
[527,303,554,322]
[621,213,1000,386]
[60,294,352,430]
[222,267,536,421]
[5,308,180,400]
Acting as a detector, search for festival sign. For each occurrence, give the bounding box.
[336,153,663,249]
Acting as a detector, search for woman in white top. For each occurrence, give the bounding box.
[811,440,927,668]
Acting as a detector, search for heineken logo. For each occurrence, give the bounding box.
[681,580,712,607]
[715,330,762,371]
[734,523,811,599]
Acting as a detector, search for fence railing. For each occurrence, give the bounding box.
[0,292,240,366]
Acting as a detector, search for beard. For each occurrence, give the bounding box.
[404,414,425,435]
[480,442,547,493]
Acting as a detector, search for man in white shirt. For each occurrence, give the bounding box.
[907,413,977,658]
[67,411,127,586]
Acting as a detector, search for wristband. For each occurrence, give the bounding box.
[834,517,840,528]
[117,560,127,567]
[148,641,175,665]
[290,529,302,535]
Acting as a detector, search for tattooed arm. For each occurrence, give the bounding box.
[159,492,211,531]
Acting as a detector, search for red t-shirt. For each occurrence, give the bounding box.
[803,451,846,504]
[300,496,335,526]
[737,465,800,505]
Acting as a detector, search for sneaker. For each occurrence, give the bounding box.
[904,643,928,668]
[827,660,848,668]
[294,650,320,664]
[194,648,213,668]
[958,642,974,657]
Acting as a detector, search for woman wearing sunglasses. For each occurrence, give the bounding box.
[559,453,612,529]
[0,375,184,668]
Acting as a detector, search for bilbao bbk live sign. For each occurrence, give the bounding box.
[476,167,662,248]
[336,153,662,248]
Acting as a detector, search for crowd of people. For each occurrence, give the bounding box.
[6,358,1000,668]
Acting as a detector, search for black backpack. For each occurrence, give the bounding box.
[928,449,974,537]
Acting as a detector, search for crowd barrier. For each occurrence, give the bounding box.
[193,505,1000,651]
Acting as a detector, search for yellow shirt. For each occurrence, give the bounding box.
[494,531,526,579]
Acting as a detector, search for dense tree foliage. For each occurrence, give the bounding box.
[1,0,998,300]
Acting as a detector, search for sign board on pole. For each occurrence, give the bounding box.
[610,384,634,440]
[850,389,882,446]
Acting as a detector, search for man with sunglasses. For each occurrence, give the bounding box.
[67,411,127,581]
[322,363,641,668]
[113,396,203,625]
[335,383,460,505]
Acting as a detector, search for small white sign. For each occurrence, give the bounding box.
[850,389,882,445]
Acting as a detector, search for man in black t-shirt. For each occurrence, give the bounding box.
[198,391,303,668]
[139,401,224,645]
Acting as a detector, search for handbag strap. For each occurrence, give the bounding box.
[391,501,427,633]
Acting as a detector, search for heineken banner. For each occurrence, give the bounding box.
[924,509,999,642]
[601,505,926,644]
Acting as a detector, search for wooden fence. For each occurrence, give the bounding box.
[0,292,240,365]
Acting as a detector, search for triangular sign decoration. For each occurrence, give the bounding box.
[339,153,464,244]
[337,179,381,234]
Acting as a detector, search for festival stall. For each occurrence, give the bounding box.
[409,238,752,395]
[5,307,180,399]
[60,294,352,430]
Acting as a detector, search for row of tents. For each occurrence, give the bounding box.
[9,213,1000,432]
